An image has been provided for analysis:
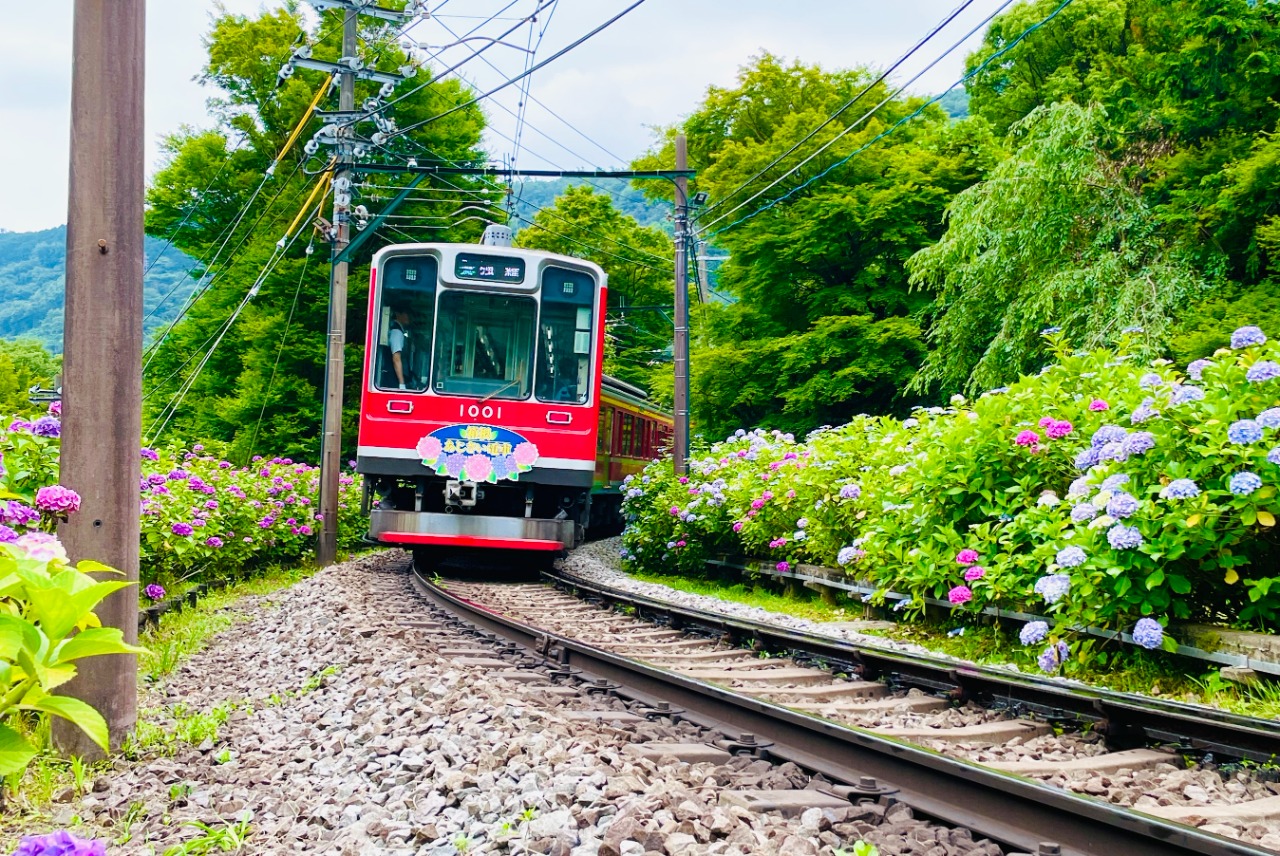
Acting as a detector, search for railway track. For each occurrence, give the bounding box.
[414,566,1280,856]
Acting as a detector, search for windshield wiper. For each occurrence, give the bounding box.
[479,378,521,404]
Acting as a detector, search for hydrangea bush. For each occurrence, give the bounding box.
[0,409,366,595]
[621,328,1280,673]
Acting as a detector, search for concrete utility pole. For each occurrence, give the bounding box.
[672,135,690,474]
[58,0,145,755]
[316,7,359,568]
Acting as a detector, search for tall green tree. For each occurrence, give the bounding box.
[634,53,999,437]
[0,339,59,415]
[514,186,674,394]
[143,6,490,460]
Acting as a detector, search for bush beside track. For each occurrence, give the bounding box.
[621,327,1280,673]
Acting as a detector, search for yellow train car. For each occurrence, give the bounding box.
[590,375,674,529]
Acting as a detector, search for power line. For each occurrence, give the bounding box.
[703,0,1077,240]
[695,0,978,224]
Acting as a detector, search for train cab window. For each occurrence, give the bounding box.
[432,292,535,399]
[535,267,595,404]
[375,255,437,392]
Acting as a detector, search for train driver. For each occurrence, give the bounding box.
[388,304,417,390]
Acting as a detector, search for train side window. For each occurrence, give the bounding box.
[375,255,437,392]
[535,267,596,404]
[598,406,613,453]
[620,413,633,458]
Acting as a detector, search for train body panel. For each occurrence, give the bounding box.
[355,239,670,554]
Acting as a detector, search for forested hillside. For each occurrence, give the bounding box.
[0,226,197,353]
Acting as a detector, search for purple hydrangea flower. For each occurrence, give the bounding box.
[48,401,61,417]
[1230,471,1263,496]
[1172,385,1205,405]
[1106,492,1140,519]
[1269,447,1280,466]
[838,483,861,500]
[167,469,189,481]
[1019,621,1049,645]
[0,501,40,527]
[1034,573,1071,604]
[1038,640,1070,674]
[1247,361,1280,383]
[144,583,165,601]
[1107,524,1144,550]
[13,830,106,856]
[1074,447,1102,471]
[1160,479,1200,500]
[0,525,16,544]
[1229,419,1264,444]
[1055,546,1087,568]
[205,536,224,548]
[836,546,865,566]
[1187,359,1212,381]
[1132,617,1164,650]
[7,419,31,433]
[171,522,194,537]
[1099,441,1130,463]
[1258,408,1280,429]
[1068,477,1091,498]
[35,485,81,515]
[1070,503,1098,523]
[1091,425,1129,449]
[1131,399,1159,425]
[1124,431,1155,457]
[1100,473,1130,491]
[140,447,159,461]
[31,416,61,438]
[1232,326,1267,348]
[1139,372,1163,389]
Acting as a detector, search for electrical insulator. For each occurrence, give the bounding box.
[407,157,418,169]
[380,82,396,99]
[303,139,320,156]
[335,190,352,207]
[294,44,312,59]
[305,243,315,256]
[371,132,387,146]
[364,97,381,111]
[334,175,352,193]
[278,64,293,80]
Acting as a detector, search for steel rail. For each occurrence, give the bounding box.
[546,570,1280,766]
[411,569,1272,856]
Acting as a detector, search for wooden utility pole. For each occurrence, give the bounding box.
[317,7,359,567]
[58,0,145,755]
[672,135,690,474]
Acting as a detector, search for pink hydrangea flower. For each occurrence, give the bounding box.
[1014,430,1040,447]
[777,561,790,573]
[1038,416,1055,429]
[1045,420,1074,439]
[1089,399,1109,411]
[964,566,986,582]
[956,549,980,566]
[948,585,973,605]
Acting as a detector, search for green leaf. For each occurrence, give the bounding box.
[1168,575,1192,595]
[55,627,146,664]
[1146,568,1165,590]
[20,693,108,751]
[0,723,37,776]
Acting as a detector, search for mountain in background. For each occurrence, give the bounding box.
[0,226,198,354]
[507,178,671,234]
[937,88,970,120]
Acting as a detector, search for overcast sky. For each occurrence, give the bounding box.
[0,0,1011,233]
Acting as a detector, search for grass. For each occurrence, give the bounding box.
[625,568,1280,720]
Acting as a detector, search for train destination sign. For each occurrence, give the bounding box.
[454,253,525,284]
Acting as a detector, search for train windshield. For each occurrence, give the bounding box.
[431,292,536,400]
[535,267,595,404]
[374,255,436,392]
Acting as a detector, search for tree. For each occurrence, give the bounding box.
[143,6,491,460]
[907,103,1220,395]
[0,339,58,415]
[634,54,999,435]
[514,186,674,394]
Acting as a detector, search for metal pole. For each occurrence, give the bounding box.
[317,9,358,567]
[672,135,690,474]
[57,0,145,756]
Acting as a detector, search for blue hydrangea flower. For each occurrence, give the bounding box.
[1038,640,1070,674]
[1056,545,1087,567]
[1091,425,1129,449]
[1019,620,1049,645]
[1187,359,1212,381]
[1230,471,1263,496]
[1100,473,1130,491]
[1070,502,1098,523]
[1099,441,1130,463]
[1228,419,1264,444]
[1107,524,1144,550]
[1172,385,1206,405]
[1160,479,1200,500]
[1139,372,1164,389]
[1232,326,1267,349]
[1270,447,1280,466]
[1132,617,1164,650]
[837,546,865,566]
[839,483,861,500]
[1074,447,1102,471]
[1130,399,1159,425]
[1247,361,1280,383]
[1068,476,1091,498]
[1034,573,1071,604]
[1123,432,1156,457]
[1106,492,1139,519]
[1259,408,1280,429]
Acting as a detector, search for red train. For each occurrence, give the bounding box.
[355,232,672,561]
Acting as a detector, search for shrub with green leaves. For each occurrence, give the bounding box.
[621,327,1280,674]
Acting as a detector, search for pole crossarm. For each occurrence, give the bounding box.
[333,173,425,263]
[342,163,695,180]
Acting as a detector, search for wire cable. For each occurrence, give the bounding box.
[247,246,312,458]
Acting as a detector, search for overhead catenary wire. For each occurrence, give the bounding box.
[694,0,978,224]
[703,0,1077,240]
[247,245,313,459]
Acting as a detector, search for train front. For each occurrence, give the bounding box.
[355,238,607,556]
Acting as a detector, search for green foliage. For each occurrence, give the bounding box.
[0,227,197,356]
[143,7,490,459]
[0,549,143,778]
[622,326,1280,669]
[0,339,58,418]
[514,186,674,393]
[908,103,1219,395]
